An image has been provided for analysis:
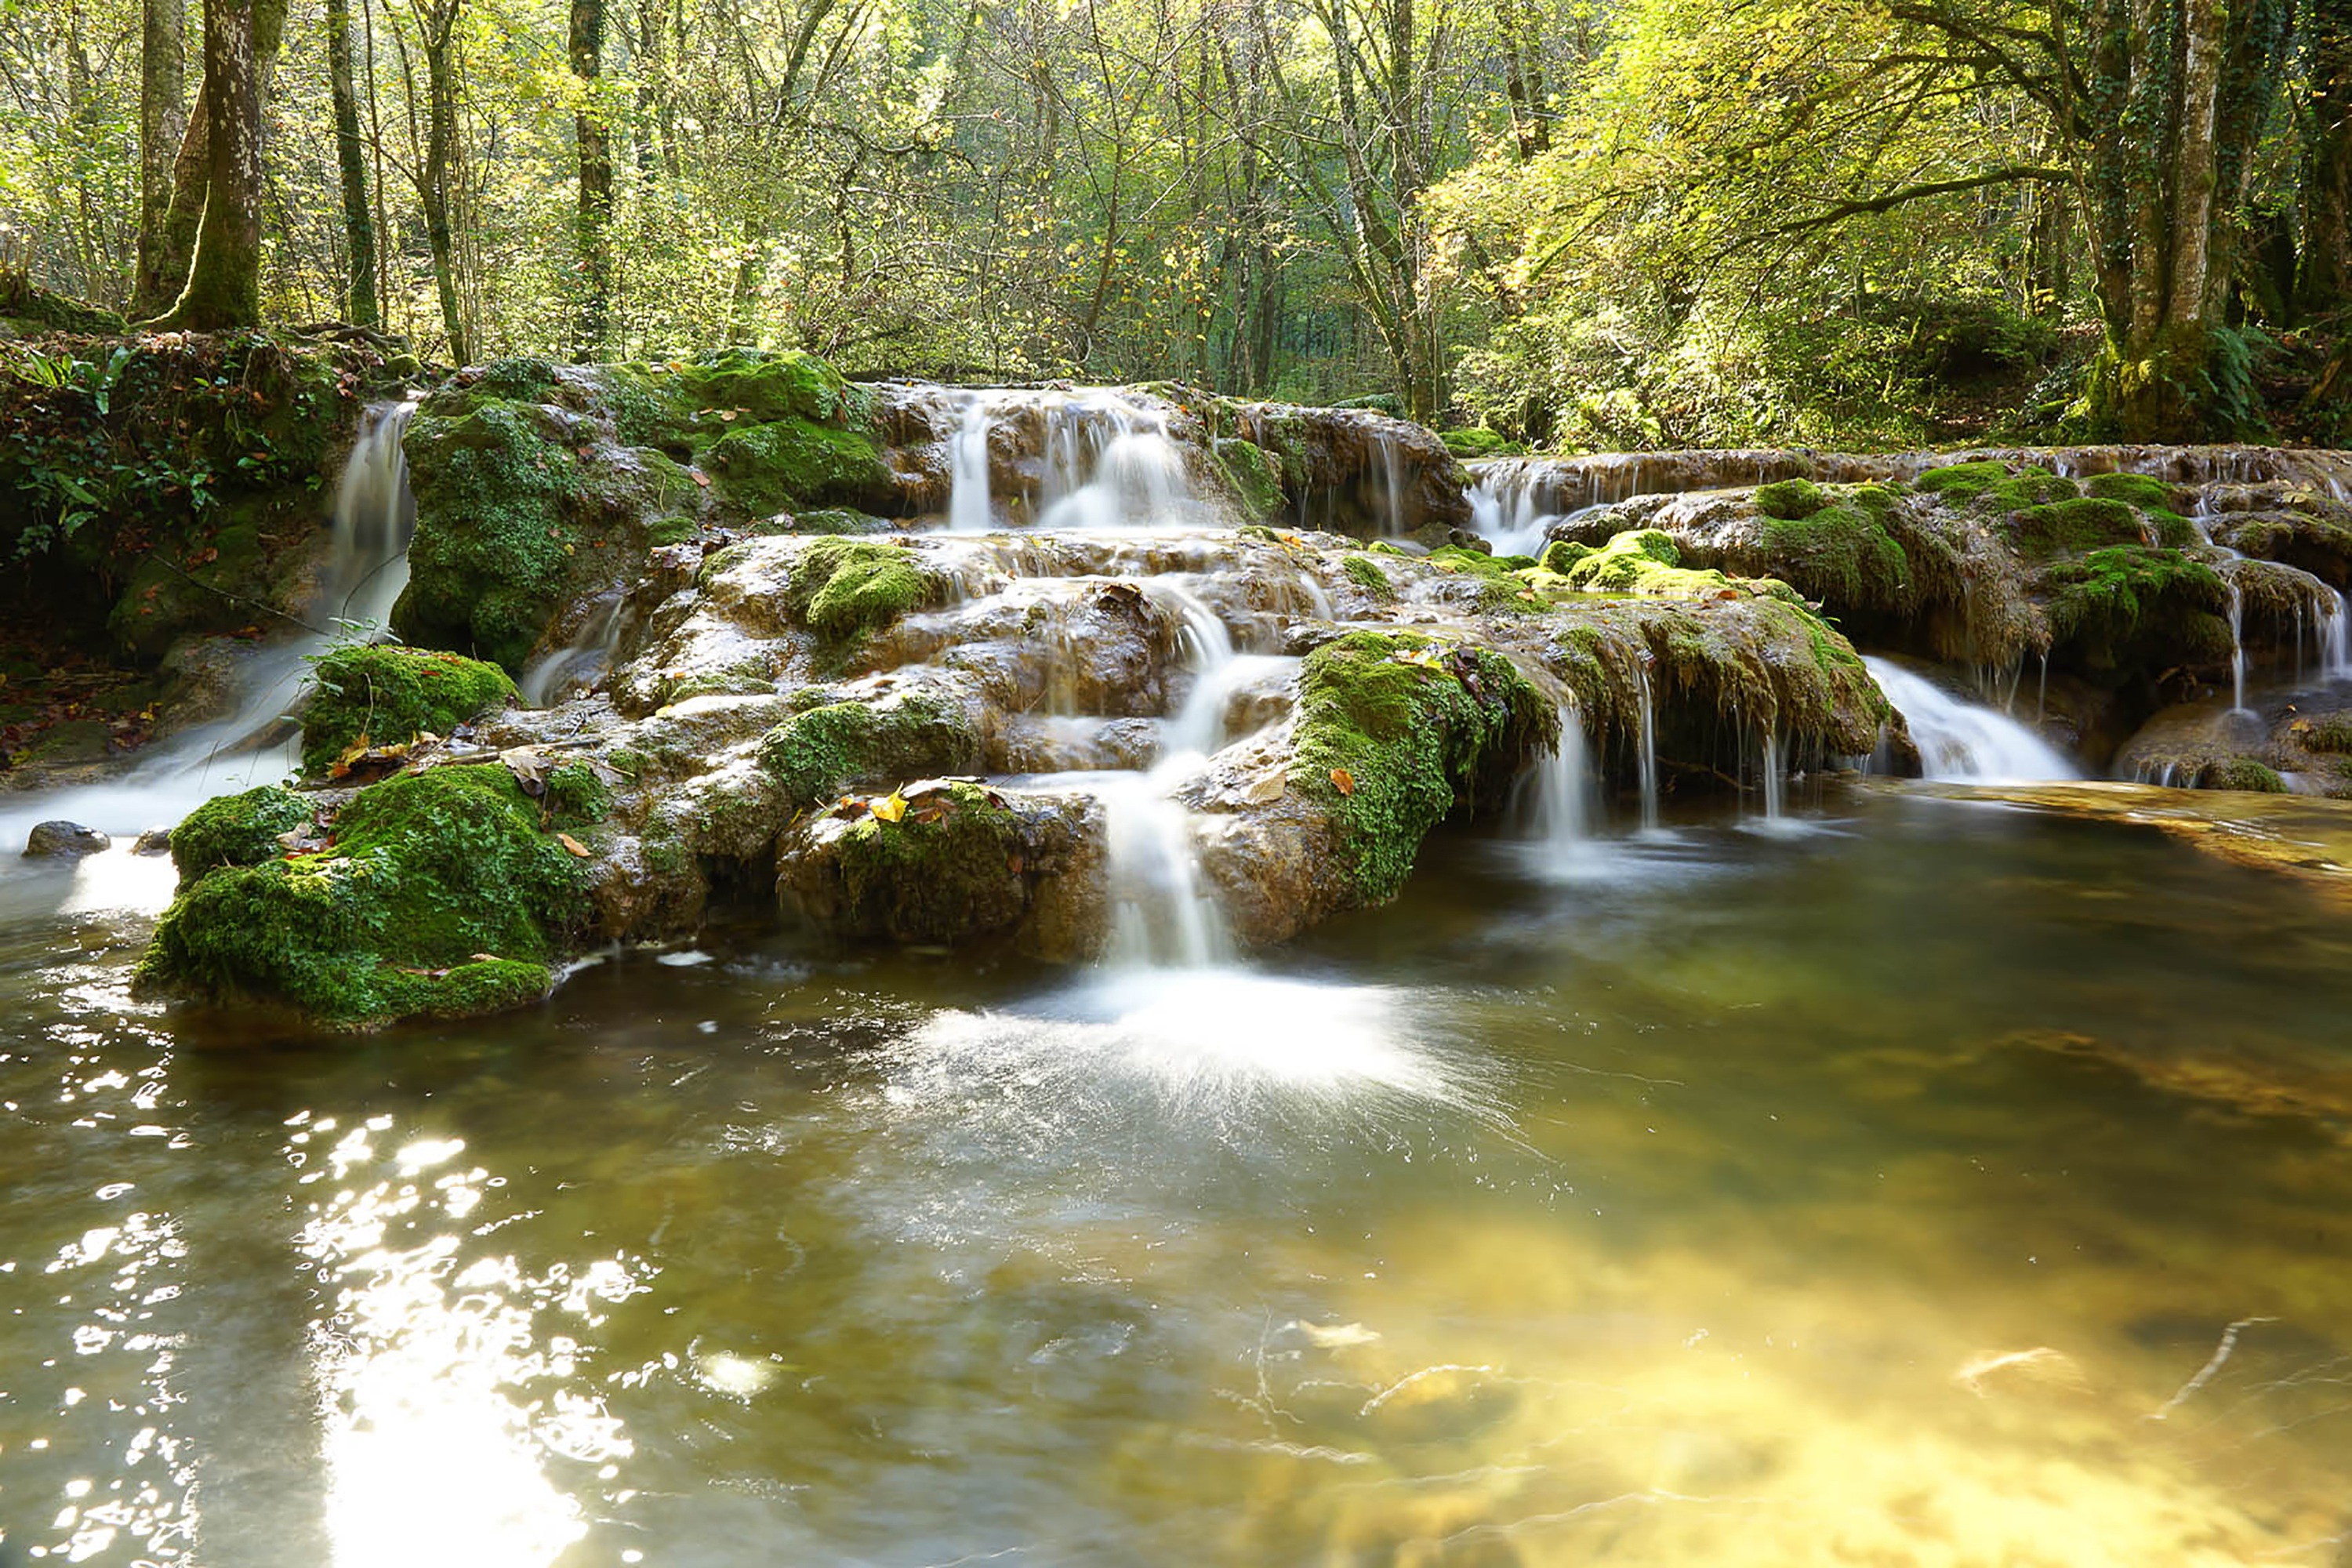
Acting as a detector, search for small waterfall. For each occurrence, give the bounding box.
[1033,391,1192,531]
[2224,570,2251,714]
[1865,657,2078,782]
[947,394,996,532]
[1465,462,1555,557]
[519,596,630,708]
[1632,662,1661,833]
[1759,731,1786,823]
[1514,705,1595,847]
[2324,591,2352,683]
[1374,433,1407,537]
[2,398,423,851]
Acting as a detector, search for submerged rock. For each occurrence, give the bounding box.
[23,820,111,858]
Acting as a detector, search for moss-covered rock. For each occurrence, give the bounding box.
[673,347,862,426]
[2004,497,2150,557]
[1915,460,2077,509]
[1754,477,1828,521]
[1342,553,1396,601]
[300,644,516,773]
[1757,495,1912,612]
[1290,630,1553,902]
[2043,546,2230,671]
[169,784,314,889]
[793,782,1027,943]
[137,765,586,1029]
[1439,428,1512,459]
[1213,438,1286,520]
[706,418,891,517]
[2084,472,2178,510]
[759,691,980,806]
[782,538,938,645]
[2200,758,2287,793]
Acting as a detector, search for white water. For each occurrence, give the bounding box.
[947,394,996,533]
[1,400,421,861]
[1373,433,1407,538]
[1513,705,1595,848]
[519,595,630,708]
[1759,731,1787,823]
[1033,390,1195,531]
[1632,662,1661,832]
[1866,657,2079,782]
[1466,464,1555,557]
[2325,591,2352,683]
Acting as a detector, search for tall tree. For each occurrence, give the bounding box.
[328,0,381,326]
[153,0,267,327]
[570,0,612,358]
[412,0,470,361]
[135,0,186,310]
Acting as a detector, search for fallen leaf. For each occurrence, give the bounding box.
[1007,853,1025,875]
[870,791,909,823]
[556,833,591,858]
[692,470,711,488]
[1330,767,1356,796]
[719,408,739,421]
[1242,771,1287,804]
[468,953,501,964]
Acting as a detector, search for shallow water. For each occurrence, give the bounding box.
[5,789,2352,1566]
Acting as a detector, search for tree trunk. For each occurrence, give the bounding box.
[2301,0,2351,320]
[154,0,265,328]
[570,0,612,359]
[328,0,379,326]
[136,0,186,311]
[416,0,470,362]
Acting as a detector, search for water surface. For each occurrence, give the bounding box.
[5,789,2351,1565]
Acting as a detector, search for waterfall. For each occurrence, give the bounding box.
[1632,662,1661,833]
[519,596,630,708]
[1514,705,1595,848]
[1033,391,1192,531]
[1865,657,2079,782]
[2324,591,2352,683]
[1759,731,1786,823]
[947,394,996,532]
[1374,433,1407,537]
[2224,570,2251,714]
[1466,462,1555,557]
[2,398,423,851]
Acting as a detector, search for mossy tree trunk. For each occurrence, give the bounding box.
[327,0,379,327]
[569,0,612,360]
[153,0,267,329]
[135,0,186,313]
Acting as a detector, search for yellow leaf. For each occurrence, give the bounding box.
[1330,767,1356,796]
[870,792,909,823]
[556,833,591,858]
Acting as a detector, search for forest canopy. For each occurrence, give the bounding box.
[2,0,2347,445]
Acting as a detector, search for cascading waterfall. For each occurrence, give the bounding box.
[1759,731,1787,824]
[2324,591,2352,682]
[520,596,630,708]
[1374,433,1407,538]
[1632,662,1661,833]
[1865,657,2078,782]
[948,394,996,532]
[2225,570,2251,714]
[1466,463,1555,557]
[2,398,422,851]
[1033,391,1193,531]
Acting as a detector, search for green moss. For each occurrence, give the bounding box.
[1916,461,2076,509]
[2044,546,2230,670]
[1554,529,1767,601]
[706,417,891,517]
[1758,503,1911,612]
[139,765,585,1029]
[0,276,125,333]
[1539,540,1594,574]
[466,357,563,401]
[1427,544,1515,579]
[1342,554,1396,601]
[673,347,862,426]
[1290,630,1553,902]
[787,507,891,535]
[2084,472,2176,510]
[1915,460,2010,502]
[646,516,699,547]
[1439,428,1512,459]
[757,693,977,805]
[1214,438,1286,519]
[301,644,516,774]
[2300,713,2352,753]
[543,762,612,824]
[170,785,314,889]
[1367,539,1416,557]
[825,782,1026,943]
[2004,497,2149,558]
[394,397,588,670]
[1754,477,1827,521]
[782,538,936,645]
[2200,758,2287,793]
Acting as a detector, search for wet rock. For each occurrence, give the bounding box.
[132,827,174,855]
[24,820,111,858]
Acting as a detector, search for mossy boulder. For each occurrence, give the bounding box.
[1756,492,1912,613]
[672,347,862,426]
[1754,477,1828,521]
[759,691,980,806]
[706,418,891,517]
[782,538,938,645]
[168,784,314,889]
[2200,758,2287,793]
[783,782,1028,944]
[1213,437,1286,520]
[2043,546,2230,671]
[1916,460,2077,510]
[1290,630,1554,902]
[1342,554,1396,601]
[1439,428,1512,459]
[2084,472,2178,510]
[137,765,588,1029]
[2004,497,2149,557]
[300,644,516,774]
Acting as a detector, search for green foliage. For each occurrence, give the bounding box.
[758,692,980,805]
[781,538,936,645]
[673,348,862,425]
[169,786,315,889]
[301,644,517,773]
[140,765,586,1028]
[2300,713,2352,753]
[543,762,614,823]
[1290,630,1553,902]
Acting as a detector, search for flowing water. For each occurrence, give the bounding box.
[1866,657,2080,782]
[8,789,2352,1565]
